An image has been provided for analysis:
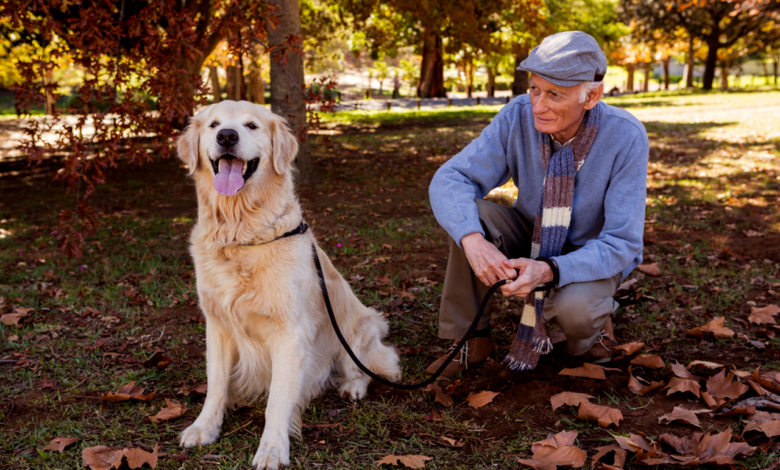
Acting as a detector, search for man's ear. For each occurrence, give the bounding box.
[271,115,300,175]
[583,84,604,111]
[177,114,204,176]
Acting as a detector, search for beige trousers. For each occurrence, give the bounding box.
[438,198,621,356]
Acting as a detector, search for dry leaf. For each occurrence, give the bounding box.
[705,369,748,400]
[658,406,710,427]
[142,352,172,370]
[466,390,500,409]
[82,446,125,470]
[664,377,701,398]
[578,401,623,428]
[43,437,80,453]
[182,384,207,397]
[614,342,645,356]
[149,399,187,423]
[659,433,700,455]
[637,263,661,277]
[550,392,594,410]
[687,317,734,338]
[627,374,664,395]
[101,382,155,403]
[123,446,160,469]
[749,305,779,325]
[0,313,28,326]
[610,432,655,453]
[426,384,453,407]
[687,360,724,369]
[700,390,722,409]
[751,367,780,394]
[591,445,627,470]
[558,363,620,380]
[435,436,465,448]
[518,430,587,470]
[630,354,665,369]
[376,454,432,468]
[742,411,780,437]
[671,362,699,380]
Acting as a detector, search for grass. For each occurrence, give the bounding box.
[2,88,780,469]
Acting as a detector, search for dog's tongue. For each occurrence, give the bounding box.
[213,159,245,196]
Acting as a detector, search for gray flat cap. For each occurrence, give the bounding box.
[518,31,607,87]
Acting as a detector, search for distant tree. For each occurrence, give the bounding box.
[620,0,780,90]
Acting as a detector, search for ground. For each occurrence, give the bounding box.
[1,89,780,469]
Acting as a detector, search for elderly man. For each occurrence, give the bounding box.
[427,31,649,377]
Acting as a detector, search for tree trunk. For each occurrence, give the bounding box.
[643,66,650,92]
[487,64,496,97]
[208,65,222,103]
[417,31,444,98]
[720,59,730,89]
[626,64,635,92]
[774,54,778,85]
[366,69,372,99]
[685,35,695,88]
[702,37,719,91]
[512,50,529,95]
[225,65,242,101]
[662,57,670,90]
[268,0,313,185]
[44,67,56,115]
[466,60,474,98]
[247,63,265,105]
[392,70,400,99]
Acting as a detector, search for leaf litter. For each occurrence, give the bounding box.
[516,430,587,470]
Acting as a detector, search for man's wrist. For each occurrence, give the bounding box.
[533,257,559,291]
[460,232,484,248]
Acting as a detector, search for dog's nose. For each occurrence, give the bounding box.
[217,129,239,147]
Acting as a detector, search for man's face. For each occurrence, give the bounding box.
[529,74,593,142]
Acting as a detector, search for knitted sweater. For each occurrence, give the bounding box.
[428,95,649,287]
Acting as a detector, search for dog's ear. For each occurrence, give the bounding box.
[271,116,300,175]
[178,113,203,176]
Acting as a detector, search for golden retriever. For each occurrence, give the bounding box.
[176,100,401,469]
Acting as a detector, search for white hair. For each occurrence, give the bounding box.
[579,81,603,103]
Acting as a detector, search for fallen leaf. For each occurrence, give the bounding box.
[665,377,701,398]
[82,446,124,470]
[518,430,587,470]
[700,390,722,409]
[0,313,28,326]
[687,360,724,369]
[697,427,754,464]
[182,384,208,397]
[591,445,627,470]
[749,305,779,325]
[43,437,80,453]
[466,390,500,409]
[123,445,160,469]
[101,382,155,403]
[742,411,780,437]
[659,433,700,455]
[435,436,464,448]
[614,341,645,356]
[706,369,749,400]
[550,392,594,410]
[751,367,780,394]
[376,454,432,468]
[610,432,656,453]
[671,362,699,380]
[630,354,665,369]
[578,401,623,428]
[658,406,710,427]
[744,229,764,238]
[558,363,620,380]
[687,317,734,338]
[142,352,172,370]
[426,384,452,407]
[637,263,661,277]
[628,374,664,396]
[149,399,187,423]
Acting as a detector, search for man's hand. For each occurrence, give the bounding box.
[499,258,553,298]
[461,233,517,287]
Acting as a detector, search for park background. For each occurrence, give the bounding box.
[1,1,780,469]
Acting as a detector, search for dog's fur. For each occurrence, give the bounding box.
[177,100,401,469]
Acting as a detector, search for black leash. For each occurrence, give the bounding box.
[312,243,508,390]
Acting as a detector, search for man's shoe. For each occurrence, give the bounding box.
[424,336,495,378]
[581,317,618,364]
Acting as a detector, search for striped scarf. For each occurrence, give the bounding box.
[503,104,601,371]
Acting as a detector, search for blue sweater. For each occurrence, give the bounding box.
[429,95,649,287]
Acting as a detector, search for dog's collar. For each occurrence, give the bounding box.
[238,221,309,247]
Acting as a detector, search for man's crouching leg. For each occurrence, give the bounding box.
[543,273,622,362]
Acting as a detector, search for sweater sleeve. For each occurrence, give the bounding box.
[552,137,649,287]
[428,105,517,246]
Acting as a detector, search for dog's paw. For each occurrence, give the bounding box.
[252,440,290,470]
[180,423,220,448]
[339,377,369,401]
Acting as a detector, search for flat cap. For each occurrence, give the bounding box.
[518,31,607,87]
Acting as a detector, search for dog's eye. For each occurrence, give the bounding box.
[246,122,257,130]
[209,121,219,128]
